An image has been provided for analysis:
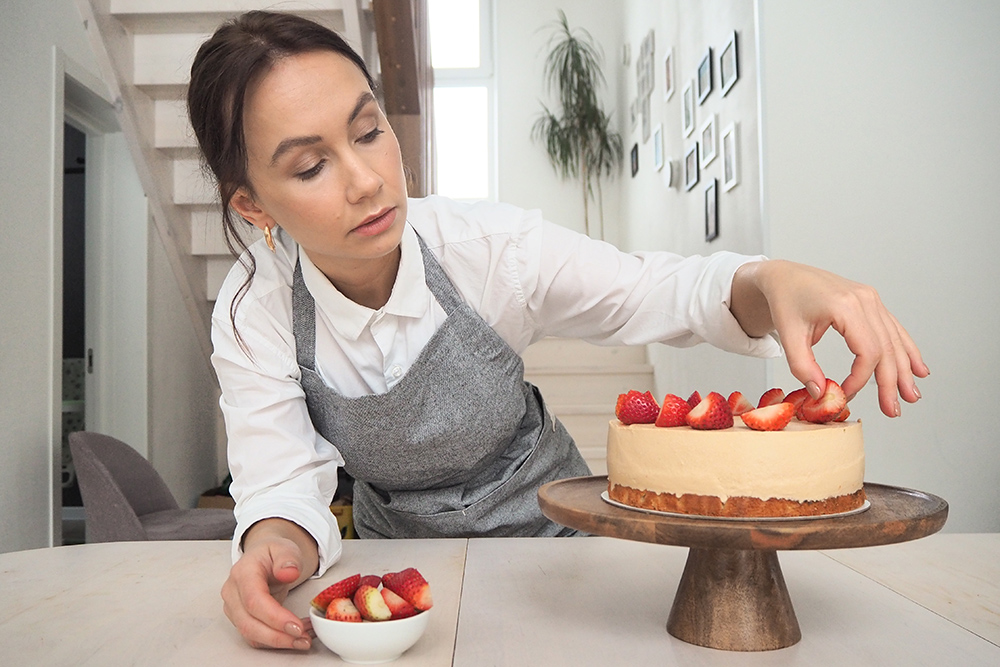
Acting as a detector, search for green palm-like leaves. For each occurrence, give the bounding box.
[531,10,622,236]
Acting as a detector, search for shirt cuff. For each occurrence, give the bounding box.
[231,494,344,578]
[692,252,783,359]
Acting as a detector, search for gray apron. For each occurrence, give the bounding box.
[292,235,591,538]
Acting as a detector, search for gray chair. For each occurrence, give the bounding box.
[69,431,237,542]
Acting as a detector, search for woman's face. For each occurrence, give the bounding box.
[234,50,407,280]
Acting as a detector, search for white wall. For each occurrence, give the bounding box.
[0,2,224,552]
[620,0,768,402]
[758,0,1000,532]
[0,1,106,552]
[495,0,623,240]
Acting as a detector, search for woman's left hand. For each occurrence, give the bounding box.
[731,259,929,418]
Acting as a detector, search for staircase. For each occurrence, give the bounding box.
[522,339,654,476]
[76,0,376,364]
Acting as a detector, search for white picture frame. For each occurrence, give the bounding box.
[682,80,695,137]
[720,31,739,96]
[684,142,700,191]
[699,114,718,169]
[653,124,664,171]
[696,47,713,105]
[704,178,719,242]
[663,48,675,101]
[721,121,740,191]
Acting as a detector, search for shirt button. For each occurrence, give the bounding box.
[391,365,403,378]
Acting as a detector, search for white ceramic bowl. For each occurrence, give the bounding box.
[309,607,431,664]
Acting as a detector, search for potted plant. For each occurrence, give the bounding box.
[532,10,623,238]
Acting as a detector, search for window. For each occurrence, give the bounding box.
[428,0,494,201]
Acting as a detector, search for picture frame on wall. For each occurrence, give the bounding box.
[720,31,739,96]
[705,178,719,241]
[663,48,675,101]
[697,48,713,104]
[699,114,718,169]
[721,121,739,191]
[653,124,664,171]
[682,80,695,137]
[684,142,699,191]
[630,142,639,177]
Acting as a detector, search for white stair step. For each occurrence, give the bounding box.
[554,412,614,449]
[207,256,237,301]
[155,99,196,149]
[174,158,216,205]
[133,32,209,87]
[190,207,261,256]
[525,369,654,406]
[113,2,361,51]
[521,337,647,368]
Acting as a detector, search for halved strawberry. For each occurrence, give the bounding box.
[359,574,382,589]
[741,402,796,431]
[800,379,848,423]
[381,587,418,619]
[325,597,362,622]
[757,388,785,408]
[382,568,434,611]
[833,406,851,422]
[354,584,392,621]
[615,390,641,418]
[655,394,691,427]
[685,392,733,430]
[686,391,702,409]
[783,388,810,419]
[311,573,361,613]
[728,391,754,416]
[615,390,660,425]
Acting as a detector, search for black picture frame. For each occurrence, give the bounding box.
[720,31,739,96]
[630,143,639,177]
[696,48,713,104]
[705,178,719,241]
[684,142,699,191]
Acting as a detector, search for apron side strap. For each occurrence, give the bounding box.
[415,233,463,315]
[291,259,318,370]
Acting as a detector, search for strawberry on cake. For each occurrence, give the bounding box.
[607,381,866,518]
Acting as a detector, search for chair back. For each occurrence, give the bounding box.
[69,431,179,542]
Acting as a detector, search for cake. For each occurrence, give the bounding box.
[606,418,866,518]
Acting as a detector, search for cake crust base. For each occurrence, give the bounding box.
[608,483,866,518]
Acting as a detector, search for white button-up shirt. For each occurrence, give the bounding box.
[211,196,781,572]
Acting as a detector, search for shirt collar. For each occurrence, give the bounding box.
[297,222,429,341]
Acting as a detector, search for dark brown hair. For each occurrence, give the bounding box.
[187,10,375,352]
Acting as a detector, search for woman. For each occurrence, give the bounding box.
[188,11,926,650]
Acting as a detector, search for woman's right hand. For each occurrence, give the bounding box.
[221,518,320,650]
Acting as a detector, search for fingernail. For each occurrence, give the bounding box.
[293,638,311,651]
[285,622,302,637]
[806,381,822,400]
[893,401,901,417]
[913,384,921,400]
[281,561,298,569]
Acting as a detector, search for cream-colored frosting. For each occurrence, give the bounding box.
[607,420,864,502]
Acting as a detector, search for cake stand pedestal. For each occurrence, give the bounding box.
[538,477,947,652]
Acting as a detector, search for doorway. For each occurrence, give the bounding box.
[60,68,149,545]
[61,122,87,544]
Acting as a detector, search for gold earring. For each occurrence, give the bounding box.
[263,225,276,253]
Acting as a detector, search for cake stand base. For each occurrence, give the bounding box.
[537,477,948,653]
[667,548,800,651]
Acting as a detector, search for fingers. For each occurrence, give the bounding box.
[222,543,312,650]
[764,265,927,418]
[777,322,828,400]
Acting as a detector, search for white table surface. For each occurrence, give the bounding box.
[1,534,997,665]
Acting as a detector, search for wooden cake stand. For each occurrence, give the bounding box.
[538,477,948,652]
